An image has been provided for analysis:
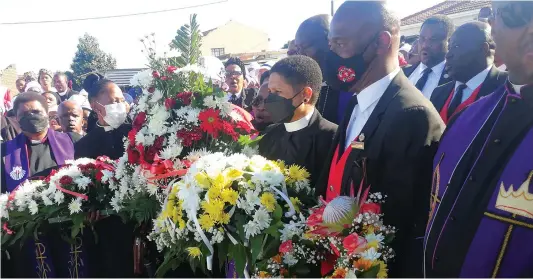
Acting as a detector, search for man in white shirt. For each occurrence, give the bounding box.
[318,2,445,277]
[430,21,508,123]
[403,15,454,99]
[224,57,257,112]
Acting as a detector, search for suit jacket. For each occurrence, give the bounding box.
[229,88,257,112]
[430,65,508,112]
[402,62,453,88]
[317,71,445,277]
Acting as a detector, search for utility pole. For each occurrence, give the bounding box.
[331,0,335,16]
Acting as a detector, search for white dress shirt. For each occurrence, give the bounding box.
[511,83,524,94]
[58,90,68,97]
[452,66,492,102]
[345,68,401,149]
[284,108,314,132]
[227,91,242,101]
[408,60,446,99]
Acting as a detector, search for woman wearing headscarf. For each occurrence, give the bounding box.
[38,69,57,92]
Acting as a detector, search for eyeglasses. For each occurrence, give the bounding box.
[493,2,533,28]
[251,95,264,107]
[225,71,243,78]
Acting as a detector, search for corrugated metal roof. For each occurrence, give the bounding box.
[401,0,491,26]
[104,68,147,86]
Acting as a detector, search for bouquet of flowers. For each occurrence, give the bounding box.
[255,192,396,278]
[148,152,316,277]
[1,157,116,245]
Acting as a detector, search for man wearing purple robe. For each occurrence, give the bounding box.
[424,1,533,277]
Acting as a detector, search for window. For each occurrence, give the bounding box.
[211,48,225,57]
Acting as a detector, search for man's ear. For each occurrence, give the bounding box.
[303,87,313,103]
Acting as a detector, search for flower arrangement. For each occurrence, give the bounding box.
[255,192,396,278]
[147,152,316,277]
[1,157,116,245]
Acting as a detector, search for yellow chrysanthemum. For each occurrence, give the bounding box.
[202,199,225,222]
[178,219,186,230]
[207,187,221,201]
[171,207,182,223]
[199,214,215,230]
[260,192,276,212]
[213,174,231,189]
[220,212,231,224]
[221,188,239,205]
[257,271,271,278]
[287,165,310,181]
[274,160,286,171]
[225,168,243,180]
[186,247,202,259]
[195,172,211,188]
[367,240,380,249]
[287,197,302,213]
[376,260,388,278]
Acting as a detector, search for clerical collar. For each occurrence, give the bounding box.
[58,90,68,96]
[97,122,114,132]
[284,108,314,133]
[510,82,525,94]
[30,136,48,145]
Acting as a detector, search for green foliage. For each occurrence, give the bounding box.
[70,33,117,86]
[170,14,202,67]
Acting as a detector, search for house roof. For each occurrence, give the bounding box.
[104,68,147,87]
[202,27,216,36]
[401,0,491,26]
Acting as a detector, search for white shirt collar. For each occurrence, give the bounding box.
[97,122,113,132]
[420,60,446,77]
[455,66,492,91]
[284,108,314,132]
[227,91,242,100]
[356,68,401,112]
[511,83,525,94]
[58,90,68,96]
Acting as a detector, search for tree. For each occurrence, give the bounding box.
[282,40,292,49]
[70,33,117,86]
[169,14,202,66]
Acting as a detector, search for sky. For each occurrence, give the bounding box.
[0,0,442,74]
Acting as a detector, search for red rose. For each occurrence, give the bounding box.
[154,136,165,149]
[128,129,138,144]
[144,146,158,163]
[152,71,160,78]
[127,148,140,164]
[133,112,147,129]
[176,92,192,105]
[343,233,368,255]
[45,169,58,182]
[147,87,155,93]
[360,202,381,215]
[164,98,177,110]
[59,176,73,185]
[166,65,178,73]
[161,76,169,81]
[279,240,293,254]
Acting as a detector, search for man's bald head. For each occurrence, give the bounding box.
[455,21,495,52]
[58,100,84,134]
[329,1,400,59]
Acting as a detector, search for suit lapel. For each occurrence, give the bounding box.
[402,62,419,78]
[478,66,505,98]
[430,81,455,112]
[438,65,452,85]
[338,95,359,159]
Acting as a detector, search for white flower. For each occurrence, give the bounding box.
[176,181,202,213]
[0,194,9,219]
[361,247,382,261]
[283,253,298,266]
[226,153,249,170]
[279,220,304,242]
[243,221,261,239]
[253,208,271,230]
[185,108,200,125]
[74,176,92,190]
[53,191,65,205]
[146,183,159,196]
[365,233,385,244]
[130,69,154,87]
[159,144,184,160]
[203,96,218,109]
[241,146,258,158]
[237,189,261,214]
[251,170,284,187]
[68,198,83,214]
[150,89,164,103]
[28,200,38,215]
[218,100,233,117]
[41,194,54,206]
[186,148,211,163]
[100,170,114,183]
[110,195,122,212]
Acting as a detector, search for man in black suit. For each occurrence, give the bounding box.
[319,1,445,277]
[431,21,508,123]
[403,15,454,99]
[54,72,79,102]
[224,57,257,112]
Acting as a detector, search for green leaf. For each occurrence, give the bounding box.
[169,14,202,66]
[8,226,24,246]
[1,233,12,245]
[261,238,280,260]
[273,203,283,221]
[250,235,263,266]
[217,242,228,271]
[231,244,247,278]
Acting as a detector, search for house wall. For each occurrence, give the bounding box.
[200,21,270,57]
[400,10,480,37]
[0,65,18,95]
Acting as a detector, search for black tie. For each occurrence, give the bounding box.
[448,84,467,118]
[415,68,433,91]
[229,94,237,104]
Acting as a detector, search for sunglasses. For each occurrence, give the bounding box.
[493,2,533,28]
[251,95,264,107]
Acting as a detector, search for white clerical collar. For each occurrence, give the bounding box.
[455,66,492,91]
[58,90,68,96]
[284,108,314,132]
[97,122,114,132]
[511,82,525,94]
[356,68,401,112]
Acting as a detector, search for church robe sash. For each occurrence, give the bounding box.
[439,84,482,124]
[426,86,533,277]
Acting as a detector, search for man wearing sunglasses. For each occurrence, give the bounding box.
[224,57,257,112]
[424,1,533,277]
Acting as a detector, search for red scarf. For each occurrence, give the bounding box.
[440,84,482,124]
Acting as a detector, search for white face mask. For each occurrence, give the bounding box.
[99,102,127,129]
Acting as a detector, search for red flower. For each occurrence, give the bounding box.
[133,112,147,129]
[45,169,58,182]
[152,71,160,79]
[154,136,165,149]
[147,87,155,93]
[176,92,192,105]
[59,176,73,185]
[343,233,368,255]
[127,148,140,164]
[144,146,158,164]
[236,120,252,134]
[222,121,238,140]
[360,202,381,215]
[199,108,222,137]
[166,65,178,73]
[128,129,138,144]
[279,240,293,254]
[78,163,96,173]
[164,98,177,110]
[177,127,203,147]
[96,171,103,181]
[307,207,325,227]
[161,76,169,81]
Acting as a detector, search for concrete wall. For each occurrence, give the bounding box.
[201,21,270,57]
[0,65,18,95]
[401,10,481,37]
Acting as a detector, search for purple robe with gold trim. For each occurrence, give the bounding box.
[424,84,533,277]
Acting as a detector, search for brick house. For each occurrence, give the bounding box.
[0,65,19,95]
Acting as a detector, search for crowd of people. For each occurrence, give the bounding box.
[1,0,532,277]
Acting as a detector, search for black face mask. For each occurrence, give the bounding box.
[19,113,49,133]
[323,34,379,92]
[264,89,304,124]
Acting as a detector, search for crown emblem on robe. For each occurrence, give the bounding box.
[495,170,533,219]
[10,166,26,181]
